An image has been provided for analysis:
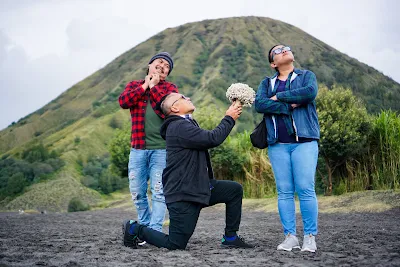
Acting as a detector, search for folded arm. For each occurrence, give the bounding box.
[276,71,318,105]
[255,78,292,115]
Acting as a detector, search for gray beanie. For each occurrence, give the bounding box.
[148,52,174,75]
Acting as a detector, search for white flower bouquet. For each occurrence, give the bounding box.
[226,83,255,107]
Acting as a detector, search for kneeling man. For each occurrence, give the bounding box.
[122,93,254,250]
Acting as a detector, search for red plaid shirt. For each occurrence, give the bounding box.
[119,79,178,149]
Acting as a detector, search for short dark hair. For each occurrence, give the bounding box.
[157,94,174,116]
[268,44,281,63]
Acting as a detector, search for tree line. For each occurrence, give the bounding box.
[2,84,398,201]
[0,144,65,201]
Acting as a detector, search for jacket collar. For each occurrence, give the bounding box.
[271,68,304,79]
[270,68,303,92]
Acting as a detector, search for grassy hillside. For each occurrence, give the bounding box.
[1,16,399,211]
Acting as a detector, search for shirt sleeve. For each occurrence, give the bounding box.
[175,116,235,150]
[118,80,146,109]
[149,82,178,103]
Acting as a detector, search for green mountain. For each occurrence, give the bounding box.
[1,16,399,211]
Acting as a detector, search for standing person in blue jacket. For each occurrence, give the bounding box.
[255,44,320,252]
[122,93,254,250]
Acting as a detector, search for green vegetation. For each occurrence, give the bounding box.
[109,127,130,177]
[0,144,65,201]
[68,197,90,212]
[368,111,400,189]
[80,154,126,194]
[317,85,371,195]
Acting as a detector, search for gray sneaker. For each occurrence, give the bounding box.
[301,234,317,252]
[277,234,300,251]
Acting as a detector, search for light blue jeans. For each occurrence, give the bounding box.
[268,141,319,236]
[128,148,167,232]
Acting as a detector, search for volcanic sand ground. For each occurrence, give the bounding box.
[1,201,399,267]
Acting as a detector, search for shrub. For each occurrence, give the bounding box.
[109,128,130,177]
[22,144,50,163]
[333,180,347,195]
[74,136,81,144]
[109,116,122,129]
[68,197,90,212]
[82,175,98,189]
[6,173,28,195]
[317,85,371,195]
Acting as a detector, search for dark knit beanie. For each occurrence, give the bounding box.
[148,52,174,74]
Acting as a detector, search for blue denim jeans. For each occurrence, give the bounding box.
[268,141,319,236]
[128,148,167,232]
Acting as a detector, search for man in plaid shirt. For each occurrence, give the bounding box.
[119,52,178,242]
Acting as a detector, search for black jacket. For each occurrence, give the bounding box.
[160,115,235,205]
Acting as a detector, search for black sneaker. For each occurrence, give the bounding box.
[122,219,138,248]
[221,235,254,248]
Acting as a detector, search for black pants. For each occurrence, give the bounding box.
[133,180,243,250]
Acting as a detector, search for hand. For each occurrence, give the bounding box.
[226,101,243,121]
[270,95,278,101]
[143,75,152,90]
[291,103,300,109]
[149,73,160,88]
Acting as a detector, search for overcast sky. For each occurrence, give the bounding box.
[0,0,399,130]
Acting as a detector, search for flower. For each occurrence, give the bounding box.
[226,83,255,107]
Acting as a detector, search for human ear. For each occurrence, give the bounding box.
[170,105,179,113]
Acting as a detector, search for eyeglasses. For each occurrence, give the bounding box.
[165,95,189,116]
[271,46,291,61]
[171,95,189,107]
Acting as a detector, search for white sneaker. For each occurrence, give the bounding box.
[301,234,317,252]
[277,234,300,251]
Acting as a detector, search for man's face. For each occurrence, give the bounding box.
[148,58,170,80]
[169,93,195,115]
[270,45,294,68]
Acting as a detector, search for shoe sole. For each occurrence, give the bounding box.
[277,245,300,251]
[301,248,316,252]
[220,244,254,249]
[138,241,147,246]
[122,219,136,248]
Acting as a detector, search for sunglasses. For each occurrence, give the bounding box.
[271,46,291,61]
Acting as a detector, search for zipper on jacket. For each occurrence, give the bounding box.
[289,72,299,142]
[271,77,278,140]
[292,116,299,142]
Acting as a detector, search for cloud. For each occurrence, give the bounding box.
[67,17,131,51]
[0,15,156,130]
[0,42,69,129]
[0,29,12,65]
[65,16,154,63]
